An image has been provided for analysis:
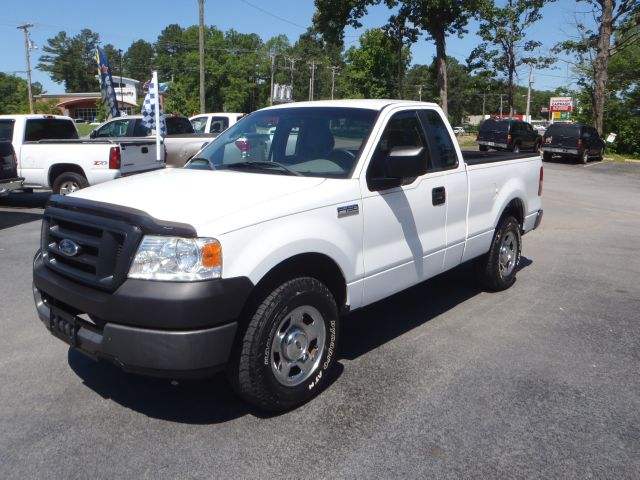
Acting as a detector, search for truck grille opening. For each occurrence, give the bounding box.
[41,206,142,292]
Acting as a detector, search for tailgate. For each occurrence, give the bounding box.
[478,130,508,144]
[118,139,165,174]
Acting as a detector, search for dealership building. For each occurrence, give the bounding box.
[34,76,140,122]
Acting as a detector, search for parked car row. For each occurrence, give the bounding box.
[476,118,606,164]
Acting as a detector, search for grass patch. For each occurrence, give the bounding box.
[76,124,97,137]
[456,134,477,148]
[602,151,640,162]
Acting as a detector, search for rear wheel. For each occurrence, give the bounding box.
[581,149,589,164]
[543,152,552,162]
[512,143,520,153]
[475,216,521,291]
[228,277,339,411]
[52,172,88,195]
[479,145,489,152]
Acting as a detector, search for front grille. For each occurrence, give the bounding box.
[41,205,142,291]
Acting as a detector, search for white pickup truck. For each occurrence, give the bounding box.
[33,100,543,411]
[190,112,246,134]
[0,114,165,194]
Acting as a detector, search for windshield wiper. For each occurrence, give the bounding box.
[222,161,302,176]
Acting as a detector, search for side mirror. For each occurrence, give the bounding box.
[369,146,426,191]
[89,130,97,139]
[385,146,426,179]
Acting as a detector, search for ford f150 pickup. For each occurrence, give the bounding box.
[33,100,543,411]
[0,115,165,194]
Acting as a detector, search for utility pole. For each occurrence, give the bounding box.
[482,93,486,119]
[525,68,534,123]
[309,61,319,101]
[418,85,422,102]
[330,66,339,100]
[499,94,504,117]
[198,0,205,113]
[269,54,276,106]
[17,23,35,114]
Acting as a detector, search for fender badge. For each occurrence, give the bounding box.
[337,204,359,218]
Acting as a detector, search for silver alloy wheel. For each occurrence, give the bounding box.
[582,150,589,164]
[59,181,81,195]
[270,305,326,387]
[498,231,517,278]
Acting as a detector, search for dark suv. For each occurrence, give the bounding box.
[0,140,23,196]
[541,122,605,164]
[476,118,541,153]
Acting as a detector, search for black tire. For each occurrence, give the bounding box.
[52,172,88,195]
[479,145,489,152]
[228,277,339,411]
[475,216,522,291]
[596,147,605,161]
[533,141,541,153]
[542,151,552,162]
[581,149,589,164]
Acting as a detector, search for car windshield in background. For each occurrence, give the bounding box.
[166,117,195,135]
[480,119,509,132]
[185,107,376,179]
[0,120,16,140]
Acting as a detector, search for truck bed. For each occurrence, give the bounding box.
[462,149,540,165]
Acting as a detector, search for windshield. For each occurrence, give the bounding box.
[185,107,377,178]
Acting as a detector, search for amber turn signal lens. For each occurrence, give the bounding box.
[202,242,222,268]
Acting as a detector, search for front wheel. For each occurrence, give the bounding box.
[542,151,552,162]
[475,216,522,291]
[52,172,88,195]
[228,277,339,411]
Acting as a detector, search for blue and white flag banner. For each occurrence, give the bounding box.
[141,72,167,138]
[95,47,120,120]
[141,71,166,161]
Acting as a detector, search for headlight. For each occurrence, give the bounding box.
[128,236,222,281]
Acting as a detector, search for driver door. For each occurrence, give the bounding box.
[360,109,447,306]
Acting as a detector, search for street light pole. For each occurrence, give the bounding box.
[17,23,35,114]
[119,49,124,114]
[525,68,534,123]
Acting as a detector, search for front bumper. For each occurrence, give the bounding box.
[0,177,24,196]
[33,251,253,379]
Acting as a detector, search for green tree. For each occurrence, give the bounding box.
[468,0,555,116]
[408,0,477,116]
[37,29,104,92]
[554,1,639,134]
[0,73,31,113]
[124,40,155,82]
[343,28,407,98]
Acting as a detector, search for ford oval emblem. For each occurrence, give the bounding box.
[58,239,80,257]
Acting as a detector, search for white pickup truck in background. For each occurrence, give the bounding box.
[89,115,215,168]
[190,112,246,134]
[0,115,165,194]
[33,100,543,411]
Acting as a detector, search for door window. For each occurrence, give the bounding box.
[418,109,458,170]
[367,110,429,188]
[96,120,130,137]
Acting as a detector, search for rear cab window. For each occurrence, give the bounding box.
[24,118,79,141]
[0,120,16,141]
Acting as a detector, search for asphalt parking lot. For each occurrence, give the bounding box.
[1,160,639,479]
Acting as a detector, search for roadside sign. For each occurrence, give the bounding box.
[549,97,573,112]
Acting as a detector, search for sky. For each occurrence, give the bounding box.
[1,0,590,96]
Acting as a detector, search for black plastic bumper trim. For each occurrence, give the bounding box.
[33,251,253,330]
[34,284,237,378]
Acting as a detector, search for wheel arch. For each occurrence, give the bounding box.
[249,252,347,314]
[48,163,87,188]
[499,197,525,230]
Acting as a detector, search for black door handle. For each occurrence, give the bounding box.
[432,186,446,206]
[142,147,148,153]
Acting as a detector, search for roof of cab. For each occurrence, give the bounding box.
[260,99,440,112]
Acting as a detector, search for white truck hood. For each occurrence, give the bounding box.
[71,168,329,232]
